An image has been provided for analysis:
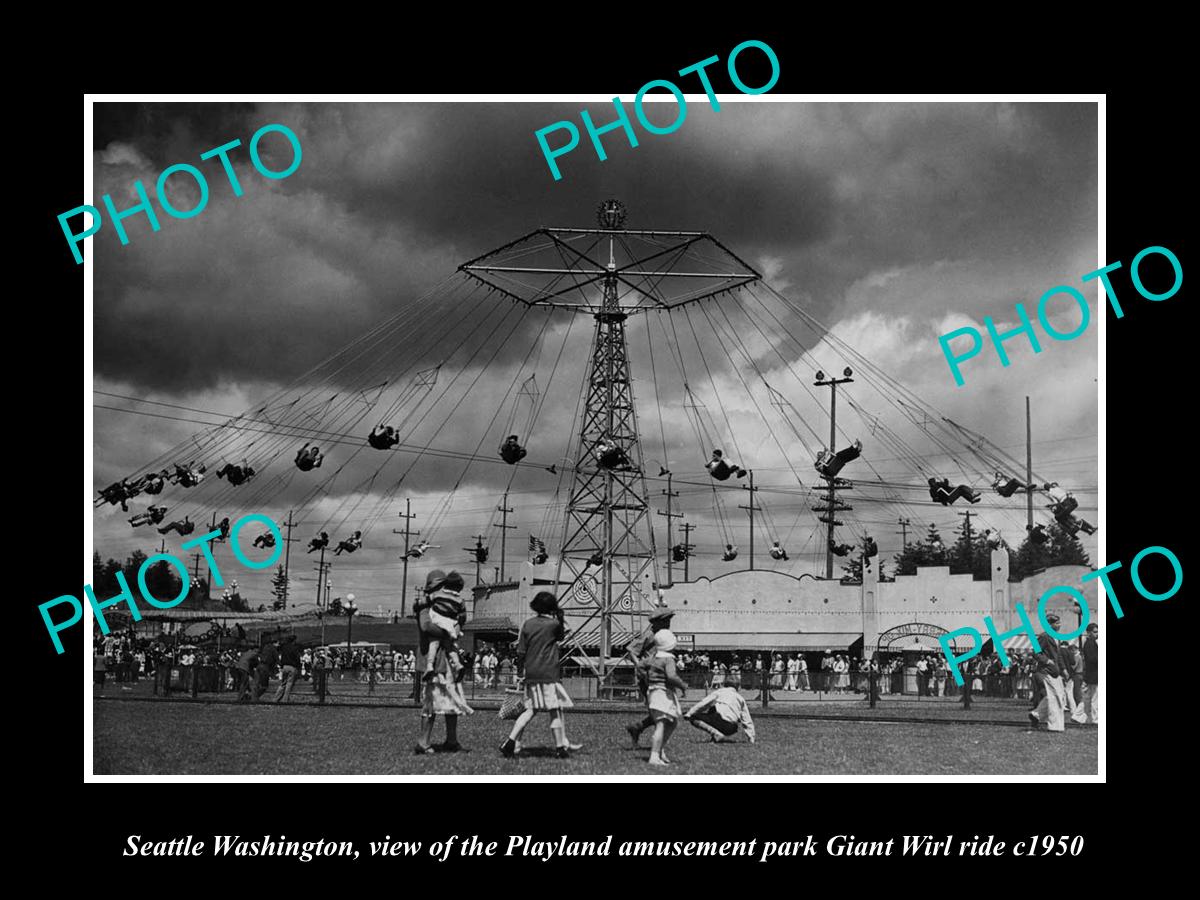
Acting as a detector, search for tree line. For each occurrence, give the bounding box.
[841,519,1091,583]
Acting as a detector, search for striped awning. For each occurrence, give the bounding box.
[564,623,637,649]
[1002,634,1034,650]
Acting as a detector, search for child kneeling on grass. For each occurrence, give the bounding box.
[646,629,688,767]
[500,592,582,760]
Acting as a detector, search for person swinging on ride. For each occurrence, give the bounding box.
[214,516,231,542]
[1043,483,1097,536]
[499,435,527,465]
[829,538,854,557]
[333,530,363,555]
[368,425,400,450]
[141,470,169,496]
[158,515,194,536]
[927,477,981,506]
[216,460,256,486]
[97,479,138,512]
[992,470,1031,498]
[769,541,789,561]
[252,531,276,549]
[129,505,168,528]
[722,543,739,562]
[862,535,878,559]
[1026,523,1049,545]
[706,448,747,481]
[814,438,863,479]
[172,462,206,488]
[414,569,466,682]
[405,540,435,560]
[306,531,330,553]
[295,443,323,471]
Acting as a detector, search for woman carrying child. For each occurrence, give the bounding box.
[413,570,473,754]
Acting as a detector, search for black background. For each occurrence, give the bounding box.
[21,22,1187,880]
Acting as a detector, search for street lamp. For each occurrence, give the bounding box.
[345,594,357,654]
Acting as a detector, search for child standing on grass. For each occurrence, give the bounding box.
[645,629,688,767]
[500,592,582,760]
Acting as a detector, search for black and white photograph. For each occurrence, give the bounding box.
[82,95,1104,777]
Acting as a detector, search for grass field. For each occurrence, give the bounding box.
[93,696,1097,775]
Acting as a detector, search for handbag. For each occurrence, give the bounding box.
[499,680,526,720]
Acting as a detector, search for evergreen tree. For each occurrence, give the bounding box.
[842,554,893,583]
[1046,522,1091,567]
[141,558,183,604]
[877,558,894,582]
[1011,521,1091,580]
[840,554,863,584]
[1011,530,1052,580]
[893,524,948,575]
[121,550,148,587]
[92,552,121,597]
[949,516,991,580]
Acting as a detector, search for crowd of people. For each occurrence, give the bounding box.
[93,630,175,688]
[94,564,1098,751]
[94,629,1075,706]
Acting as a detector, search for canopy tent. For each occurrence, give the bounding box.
[462,616,520,639]
[979,633,1035,656]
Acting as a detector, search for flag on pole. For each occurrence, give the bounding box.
[529,535,548,564]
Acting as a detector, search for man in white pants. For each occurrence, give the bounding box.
[785,654,799,691]
[1029,614,1067,733]
[1082,623,1100,725]
[1062,641,1087,725]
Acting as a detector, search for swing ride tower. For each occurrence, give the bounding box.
[459,200,761,679]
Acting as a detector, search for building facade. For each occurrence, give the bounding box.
[468,549,1098,657]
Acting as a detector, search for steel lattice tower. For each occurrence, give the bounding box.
[458,199,761,680]
[554,239,657,675]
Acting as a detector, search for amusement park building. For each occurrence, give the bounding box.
[468,549,1098,657]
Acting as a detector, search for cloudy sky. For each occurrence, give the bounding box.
[91,100,1099,612]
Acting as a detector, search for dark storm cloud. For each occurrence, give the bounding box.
[92,100,1099,600]
[92,101,1094,391]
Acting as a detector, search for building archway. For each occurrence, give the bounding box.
[875,622,968,653]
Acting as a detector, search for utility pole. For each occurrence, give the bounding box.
[314,545,330,611]
[896,517,911,548]
[738,470,760,570]
[497,491,515,581]
[281,510,299,607]
[657,470,681,586]
[205,511,222,602]
[815,368,855,579]
[392,500,419,617]
[464,535,487,586]
[680,522,696,583]
[958,509,975,572]
[1026,395,1034,532]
